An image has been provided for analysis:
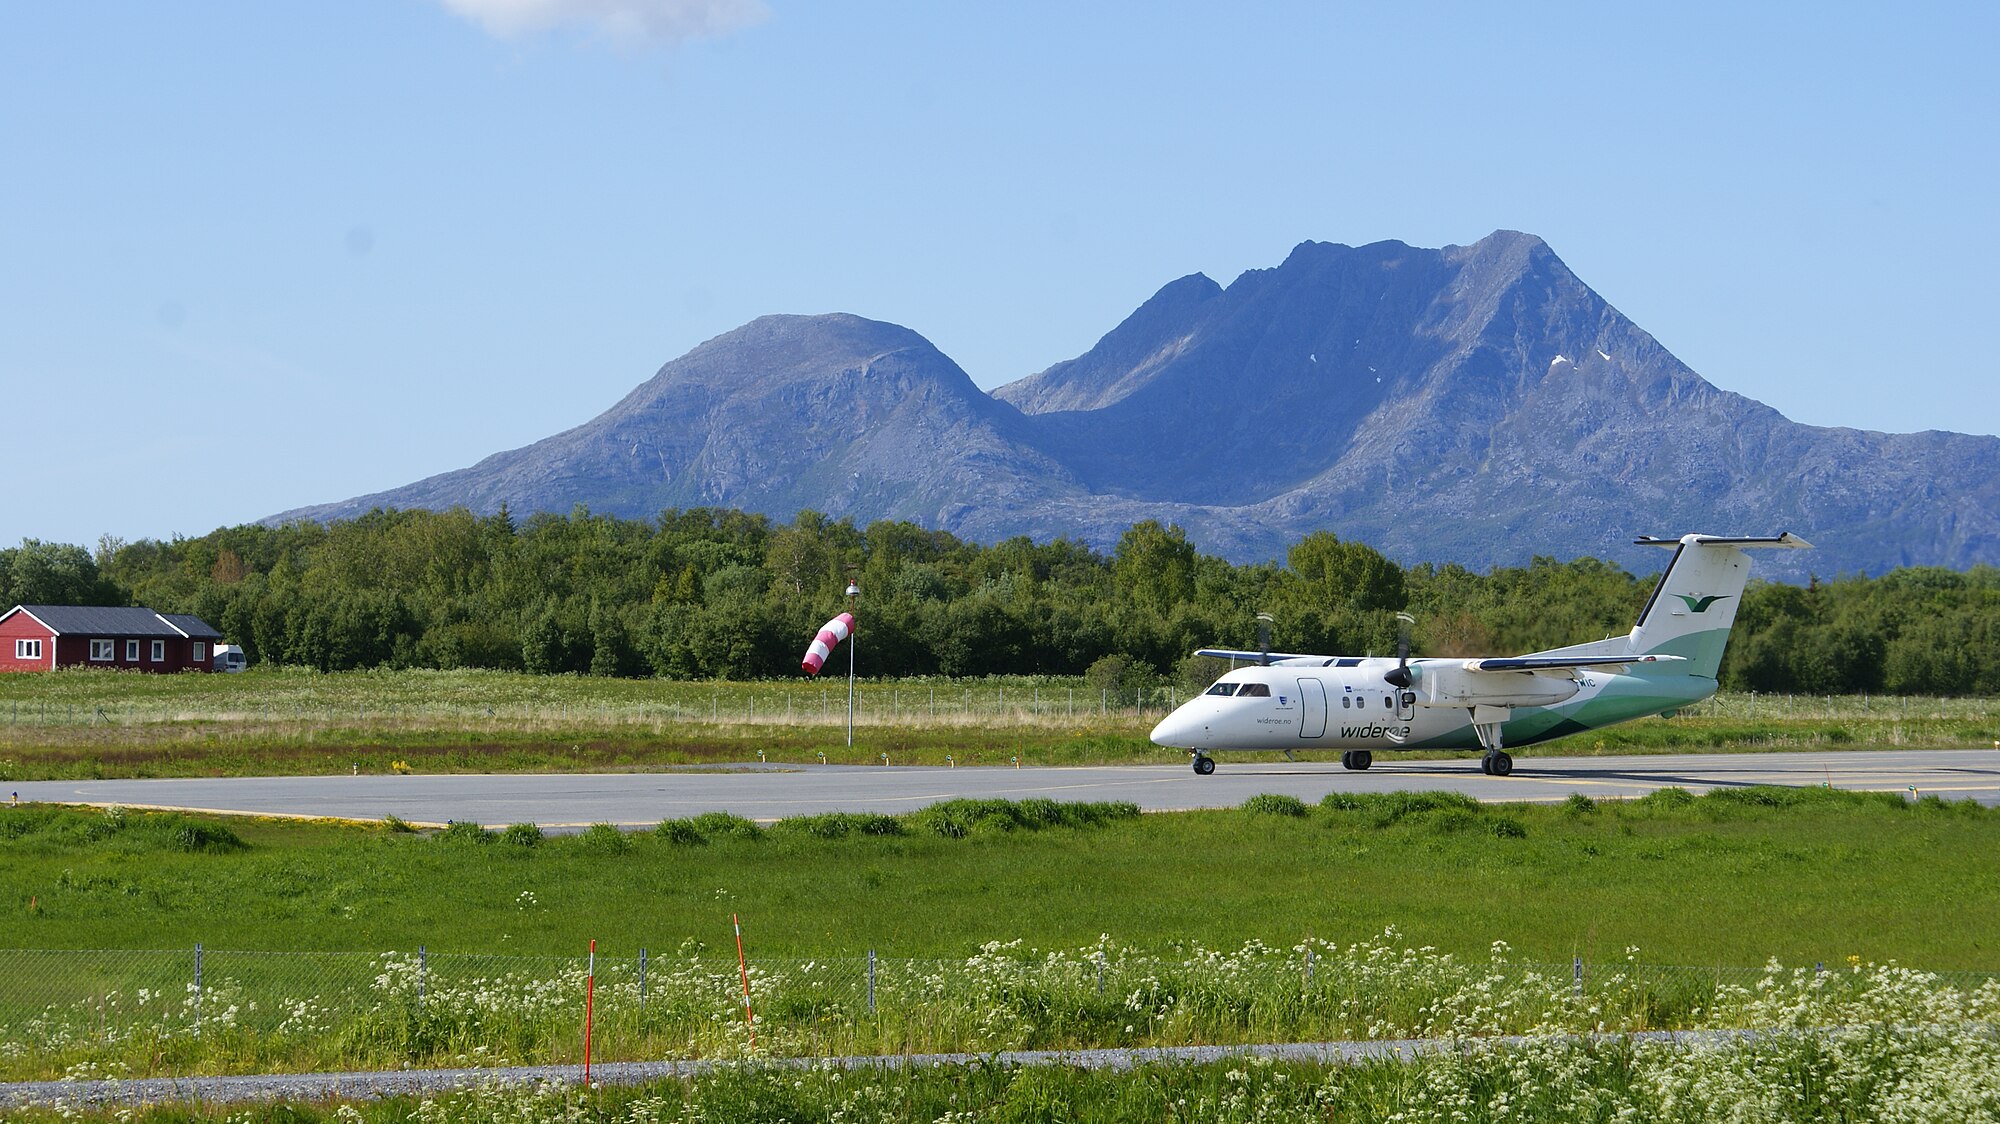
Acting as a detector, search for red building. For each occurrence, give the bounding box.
[0,605,225,674]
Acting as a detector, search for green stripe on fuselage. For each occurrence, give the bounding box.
[1393,668,1716,751]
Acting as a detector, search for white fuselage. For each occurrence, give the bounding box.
[1150,660,1709,754]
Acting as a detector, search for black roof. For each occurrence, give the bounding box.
[8,605,222,639]
[159,614,224,641]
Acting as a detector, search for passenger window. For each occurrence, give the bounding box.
[1238,683,1270,697]
[1205,683,1240,696]
[1341,696,1350,708]
[1383,696,1391,708]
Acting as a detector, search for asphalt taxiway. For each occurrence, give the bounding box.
[12,749,2000,829]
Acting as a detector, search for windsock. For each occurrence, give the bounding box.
[801,612,856,675]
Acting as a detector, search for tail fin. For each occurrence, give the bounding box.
[1627,533,1811,677]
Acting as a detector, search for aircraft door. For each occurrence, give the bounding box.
[1297,677,1327,738]
[1395,689,1416,721]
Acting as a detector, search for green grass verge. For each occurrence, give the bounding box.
[6,788,1997,965]
[4,792,2000,1082]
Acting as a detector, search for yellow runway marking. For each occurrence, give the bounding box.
[22,799,447,829]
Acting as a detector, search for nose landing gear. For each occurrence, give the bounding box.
[1191,752,1216,776]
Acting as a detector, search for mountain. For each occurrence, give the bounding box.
[271,231,2000,578]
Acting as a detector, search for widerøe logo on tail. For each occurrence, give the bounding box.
[1674,594,1731,613]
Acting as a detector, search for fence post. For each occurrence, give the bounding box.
[418,944,427,1006]
[193,942,203,1037]
[1306,947,1315,988]
[1097,950,1105,995]
[639,947,649,1016]
[1572,956,1582,1000]
[867,949,876,1015]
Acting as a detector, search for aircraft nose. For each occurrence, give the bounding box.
[1150,705,1207,748]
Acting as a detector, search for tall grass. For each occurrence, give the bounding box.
[14,958,2000,1121]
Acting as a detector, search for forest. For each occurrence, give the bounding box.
[2,506,1996,696]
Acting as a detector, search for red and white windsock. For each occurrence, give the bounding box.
[800,612,855,676]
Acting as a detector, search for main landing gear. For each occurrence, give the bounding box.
[1340,750,1373,771]
[1191,752,1216,776]
[1472,706,1514,776]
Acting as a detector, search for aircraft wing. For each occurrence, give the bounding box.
[1461,654,1686,673]
[1194,648,1327,664]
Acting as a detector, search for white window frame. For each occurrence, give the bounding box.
[90,639,115,662]
[192,641,206,664]
[15,639,42,660]
[126,639,140,661]
[150,639,165,662]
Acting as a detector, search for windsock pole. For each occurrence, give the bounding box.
[733,913,756,1048]
[583,938,595,1082]
[844,579,859,747]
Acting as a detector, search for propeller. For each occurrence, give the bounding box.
[1255,612,1274,667]
[1383,611,1416,688]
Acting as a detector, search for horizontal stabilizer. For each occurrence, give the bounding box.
[1635,532,1813,549]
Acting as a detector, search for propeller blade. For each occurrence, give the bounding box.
[1256,612,1273,667]
[1386,611,1416,687]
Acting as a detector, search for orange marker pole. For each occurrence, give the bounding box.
[584,939,596,1082]
[733,913,756,1048]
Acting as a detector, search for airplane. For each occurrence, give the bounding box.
[1149,533,1810,776]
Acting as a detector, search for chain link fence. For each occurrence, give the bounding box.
[0,684,1186,735]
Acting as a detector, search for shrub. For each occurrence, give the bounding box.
[1634,786,1697,811]
[1488,816,1528,839]
[381,814,415,833]
[689,811,764,840]
[578,822,630,852]
[1242,793,1309,817]
[166,819,247,853]
[771,812,906,840]
[1321,790,1478,825]
[437,820,493,844]
[655,818,707,845]
[1562,793,1597,815]
[499,822,543,847]
[911,799,1140,838]
[1432,809,1481,834]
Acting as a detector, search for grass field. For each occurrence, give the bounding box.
[6,789,1998,965]
[0,667,1995,781]
[5,791,2000,1089]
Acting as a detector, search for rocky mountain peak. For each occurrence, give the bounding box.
[269,234,2000,577]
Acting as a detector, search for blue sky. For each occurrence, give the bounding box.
[3,1,1995,551]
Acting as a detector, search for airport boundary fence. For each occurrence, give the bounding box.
[3,689,1996,737]
[0,683,1188,735]
[4,941,1998,1079]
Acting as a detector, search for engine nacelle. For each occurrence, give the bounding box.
[1410,664,1580,709]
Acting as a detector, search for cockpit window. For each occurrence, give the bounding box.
[1237,683,1272,697]
[1204,683,1240,696]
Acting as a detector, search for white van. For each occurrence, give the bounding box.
[213,644,247,673]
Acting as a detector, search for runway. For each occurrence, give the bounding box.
[13,748,2000,829]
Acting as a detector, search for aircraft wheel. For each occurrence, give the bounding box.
[1353,751,1372,771]
[1479,755,1493,776]
[1193,754,1216,776]
[1488,752,1513,777]
[1339,751,1354,770]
